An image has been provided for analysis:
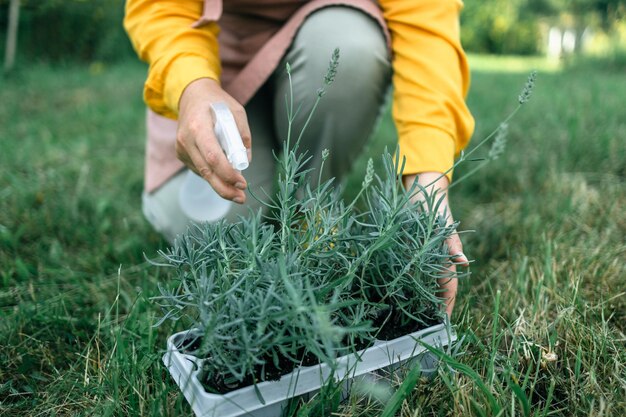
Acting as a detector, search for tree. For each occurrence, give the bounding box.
[4,0,20,72]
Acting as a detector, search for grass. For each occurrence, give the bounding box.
[1,56,625,416]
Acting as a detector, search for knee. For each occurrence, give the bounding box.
[292,7,391,91]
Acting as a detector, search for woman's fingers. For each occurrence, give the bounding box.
[446,232,469,267]
[176,119,247,203]
[440,233,466,317]
[187,142,247,203]
[438,271,457,318]
[193,123,247,187]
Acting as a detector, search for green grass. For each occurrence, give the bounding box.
[1,56,625,416]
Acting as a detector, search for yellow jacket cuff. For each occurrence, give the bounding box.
[164,54,221,116]
[398,127,456,183]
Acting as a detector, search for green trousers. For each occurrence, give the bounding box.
[143,6,391,243]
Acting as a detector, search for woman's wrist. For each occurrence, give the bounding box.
[178,77,221,114]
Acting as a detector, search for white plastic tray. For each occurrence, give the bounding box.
[164,323,456,417]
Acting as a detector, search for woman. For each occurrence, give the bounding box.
[124,0,474,316]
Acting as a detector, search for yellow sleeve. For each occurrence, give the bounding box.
[379,0,475,181]
[124,0,221,119]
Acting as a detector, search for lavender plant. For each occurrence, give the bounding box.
[151,50,537,393]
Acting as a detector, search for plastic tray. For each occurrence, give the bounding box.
[164,323,456,417]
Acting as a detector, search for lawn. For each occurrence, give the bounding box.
[0,56,624,416]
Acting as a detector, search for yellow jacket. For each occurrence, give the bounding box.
[125,0,474,180]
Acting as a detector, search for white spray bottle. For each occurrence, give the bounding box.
[178,102,249,222]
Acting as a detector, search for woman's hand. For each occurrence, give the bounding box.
[176,78,252,204]
[403,172,468,317]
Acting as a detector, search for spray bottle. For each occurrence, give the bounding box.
[178,102,249,222]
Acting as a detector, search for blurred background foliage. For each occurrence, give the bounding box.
[0,0,624,65]
[0,0,135,63]
[461,0,624,55]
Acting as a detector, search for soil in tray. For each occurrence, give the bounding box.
[371,307,442,341]
[200,352,301,394]
[176,309,441,394]
[177,339,330,394]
